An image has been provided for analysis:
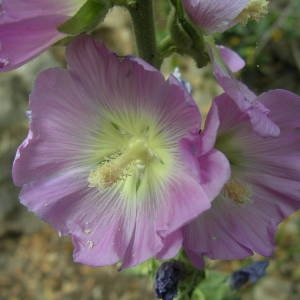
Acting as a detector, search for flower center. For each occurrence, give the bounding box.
[88,138,155,189]
[235,0,269,25]
[223,179,252,204]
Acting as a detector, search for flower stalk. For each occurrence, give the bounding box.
[127,0,161,68]
[169,0,209,67]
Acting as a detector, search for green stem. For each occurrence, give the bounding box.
[158,35,176,58]
[127,0,160,68]
[169,0,208,68]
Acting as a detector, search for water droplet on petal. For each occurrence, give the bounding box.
[0,58,10,68]
[84,229,92,234]
[87,240,94,248]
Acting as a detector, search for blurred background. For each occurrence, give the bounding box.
[0,1,300,299]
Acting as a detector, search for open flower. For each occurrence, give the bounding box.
[183,0,269,34]
[182,90,300,267]
[12,35,214,268]
[0,0,84,71]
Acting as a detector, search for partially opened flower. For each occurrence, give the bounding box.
[0,0,84,71]
[183,90,300,267]
[183,0,268,34]
[12,35,214,268]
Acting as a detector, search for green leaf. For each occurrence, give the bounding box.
[58,0,110,35]
[198,271,241,300]
[123,259,161,276]
[191,288,206,300]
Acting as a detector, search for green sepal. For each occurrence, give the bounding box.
[58,0,110,35]
[53,36,76,46]
[123,258,161,276]
[168,0,209,68]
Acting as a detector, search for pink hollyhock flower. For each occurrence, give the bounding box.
[208,43,280,137]
[182,89,300,268]
[183,0,268,34]
[0,0,84,71]
[12,35,220,268]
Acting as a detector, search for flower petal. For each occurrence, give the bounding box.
[208,44,280,137]
[0,16,66,71]
[0,0,83,70]
[66,36,201,137]
[121,171,212,268]
[217,45,245,72]
[12,68,101,186]
[155,230,183,260]
[1,0,80,22]
[183,0,248,33]
[180,136,230,200]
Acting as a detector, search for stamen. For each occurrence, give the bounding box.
[223,179,252,204]
[235,0,269,25]
[88,139,154,189]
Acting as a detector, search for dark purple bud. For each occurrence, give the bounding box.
[154,260,183,300]
[230,260,269,289]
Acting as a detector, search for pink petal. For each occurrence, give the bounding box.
[197,150,231,200]
[208,43,280,137]
[0,16,66,71]
[155,230,183,260]
[184,190,275,261]
[217,45,245,72]
[12,68,100,186]
[121,173,211,268]
[66,36,201,136]
[0,0,83,70]
[183,0,248,33]
[180,136,231,201]
[1,0,79,22]
[199,101,220,154]
[168,74,199,117]
[257,89,300,128]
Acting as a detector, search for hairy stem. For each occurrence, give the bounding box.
[127,0,160,68]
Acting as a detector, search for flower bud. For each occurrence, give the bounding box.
[155,260,183,300]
